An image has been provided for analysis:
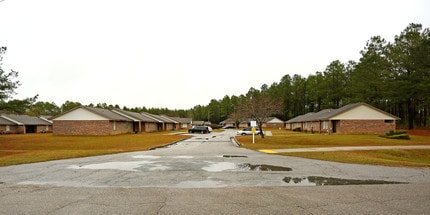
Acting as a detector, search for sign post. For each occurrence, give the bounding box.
[250,121,257,144]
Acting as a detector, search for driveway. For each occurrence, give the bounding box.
[1,129,430,214]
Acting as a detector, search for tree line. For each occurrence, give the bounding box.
[192,23,430,129]
[1,23,429,129]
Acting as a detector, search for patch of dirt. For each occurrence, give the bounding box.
[408,129,430,136]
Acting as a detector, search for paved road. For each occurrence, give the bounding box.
[1,130,430,214]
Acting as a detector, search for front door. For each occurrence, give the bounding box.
[331,120,338,133]
[25,125,36,133]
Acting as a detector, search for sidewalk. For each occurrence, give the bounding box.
[259,145,430,154]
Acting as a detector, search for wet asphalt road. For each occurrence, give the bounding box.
[1,130,430,214]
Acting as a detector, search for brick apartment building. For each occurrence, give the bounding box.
[285,103,400,134]
[51,106,190,135]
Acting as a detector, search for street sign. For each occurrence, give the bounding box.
[250,121,257,144]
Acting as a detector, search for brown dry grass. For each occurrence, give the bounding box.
[237,129,430,168]
[0,132,187,166]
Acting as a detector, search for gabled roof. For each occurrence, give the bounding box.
[83,106,131,121]
[0,114,52,125]
[265,117,284,123]
[39,115,53,123]
[286,112,315,123]
[139,113,180,124]
[51,106,131,121]
[0,117,17,125]
[286,103,400,123]
[158,115,179,123]
[111,110,187,123]
[51,106,187,123]
[140,112,164,123]
[169,116,192,124]
[112,109,159,122]
[313,109,336,121]
[318,103,400,120]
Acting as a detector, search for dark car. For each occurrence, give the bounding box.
[188,126,211,134]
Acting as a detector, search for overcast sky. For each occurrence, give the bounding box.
[0,0,429,109]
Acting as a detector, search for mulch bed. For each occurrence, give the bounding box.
[408,129,430,136]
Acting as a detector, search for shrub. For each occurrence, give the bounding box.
[293,127,302,132]
[380,130,410,140]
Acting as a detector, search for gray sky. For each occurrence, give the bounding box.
[0,0,429,109]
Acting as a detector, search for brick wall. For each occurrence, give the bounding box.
[336,120,395,134]
[143,122,158,132]
[0,125,24,134]
[36,125,53,133]
[53,120,133,135]
[165,123,176,131]
[264,123,284,128]
[303,121,322,133]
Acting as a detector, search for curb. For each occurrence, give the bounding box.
[230,136,241,147]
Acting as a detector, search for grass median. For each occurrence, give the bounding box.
[236,129,430,168]
[0,132,187,166]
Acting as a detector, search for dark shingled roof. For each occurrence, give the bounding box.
[286,102,399,123]
[0,117,16,125]
[169,116,192,124]
[112,109,159,122]
[1,114,52,125]
[51,106,132,121]
[81,106,131,121]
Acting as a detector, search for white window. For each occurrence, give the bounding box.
[6,125,10,132]
[113,121,117,131]
[322,121,328,129]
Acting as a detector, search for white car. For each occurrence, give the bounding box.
[236,127,263,136]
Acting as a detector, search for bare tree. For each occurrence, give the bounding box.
[238,92,282,138]
[229,111,242,129]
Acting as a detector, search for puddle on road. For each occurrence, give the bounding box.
[223,155,248,158]
[283,176,406,186]
[237,163,292,171]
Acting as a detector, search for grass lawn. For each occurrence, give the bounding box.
[237,129,430,168]
[0,132,187,166]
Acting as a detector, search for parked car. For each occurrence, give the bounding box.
[236,127,263,136]
[222,125,235,129]
[188,126,211,134]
